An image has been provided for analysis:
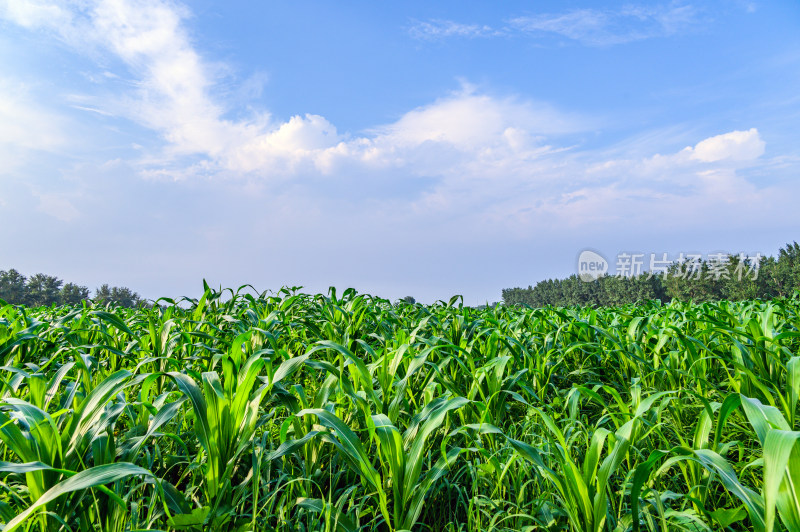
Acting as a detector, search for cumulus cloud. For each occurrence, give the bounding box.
[590,128,768,192]
[433,126,775,237]
[685,128,765,162]
[227,114,343,174]
[371,90,574,149]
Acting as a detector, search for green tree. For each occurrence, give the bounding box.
[60,282,90,305]
[505,241,800,307]
[94,284,142,308]
[0,269,27,304]
[721,254,769,300]
[94,283,113,304]
[769,242,800,297]
[24,273,63,307]
[664,260,709,302]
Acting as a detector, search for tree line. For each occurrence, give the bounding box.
[503,241,800,307]
[0,268,144,308]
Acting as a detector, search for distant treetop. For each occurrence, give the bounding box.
[502,241,800,307]
[0,268,143,308]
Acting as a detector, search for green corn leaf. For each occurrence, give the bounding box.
[3,463,151,532]
[763,429,800,532]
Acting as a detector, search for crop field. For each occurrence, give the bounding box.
[1,287,800,531]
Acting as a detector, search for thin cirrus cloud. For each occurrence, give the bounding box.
[408,3,700,46]
[508,4,699,46]
[407,19,500,40]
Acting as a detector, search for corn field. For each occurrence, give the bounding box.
[2,286,800,531]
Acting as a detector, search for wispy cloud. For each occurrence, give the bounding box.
[407,3,700,46]
[1,0,255,158]
[0,0,74,32]
[0,79,66,153]
[508,4,699,46]
[407,19,500,40]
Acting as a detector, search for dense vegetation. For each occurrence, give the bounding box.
[0,269,143,308]
[2,286,800,531]
[503,242,800,308]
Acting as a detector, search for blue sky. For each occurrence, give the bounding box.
[1,0,799,304]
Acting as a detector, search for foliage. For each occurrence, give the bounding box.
[503,241,800,307]
[2,285,800,531]
[0,269,27,304]
[60,282,91,305]
[93,284,143,308]
[24,273,63,307]
[0,269,138,308]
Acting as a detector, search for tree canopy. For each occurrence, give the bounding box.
[0,269,143,308]
[502,241,800,307]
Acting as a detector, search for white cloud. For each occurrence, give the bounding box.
[407,4,699,46]
[410,126,775,239]
[371,90,571,149]
[408,19,499,40]
[2,0,590,183]
[228,114,343,174]
[0,0,72,30]
[685,128,765,162]
[510,10,613,43]
[509,4,698,46]
[0,0,784,235]
[89,0,252,157]
[204,83,585,180]
[1,0,253,159]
